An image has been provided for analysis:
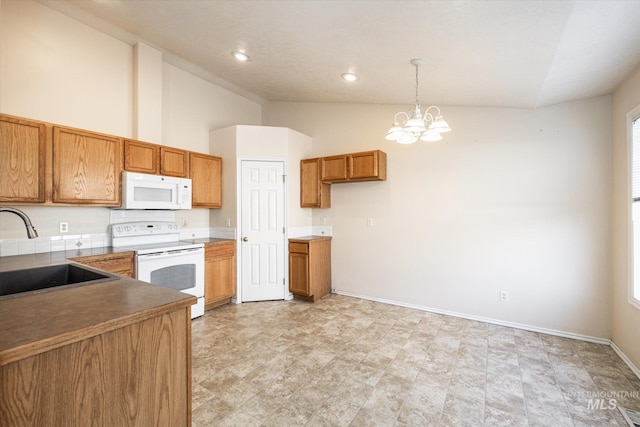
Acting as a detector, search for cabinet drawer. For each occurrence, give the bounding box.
[205,242,235,259]
[289,242,309,254]
[70,252,134,276]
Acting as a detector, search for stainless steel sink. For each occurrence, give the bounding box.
[0,263,118,299]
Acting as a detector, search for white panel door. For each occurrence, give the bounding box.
[240,160,286,302]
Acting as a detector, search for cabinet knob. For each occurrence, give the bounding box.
[242,237,249,242]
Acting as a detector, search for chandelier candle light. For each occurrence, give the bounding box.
[386,59,451,144]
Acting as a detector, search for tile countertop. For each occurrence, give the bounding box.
[0,248,195,367]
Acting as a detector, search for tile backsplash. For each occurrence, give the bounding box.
[0,233,111,257]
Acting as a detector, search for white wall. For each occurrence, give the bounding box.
[611,64,640,370]
[264,97,612,339]
[0,0,261,240]
[0,0,132,135]
[208,125,312,231]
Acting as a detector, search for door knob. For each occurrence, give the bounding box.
[242,237,249,242]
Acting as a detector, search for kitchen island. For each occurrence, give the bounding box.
[0,252,195,426]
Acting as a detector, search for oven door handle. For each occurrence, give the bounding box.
[137,248,203,259]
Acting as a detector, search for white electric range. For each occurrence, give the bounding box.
[111,221,204,319]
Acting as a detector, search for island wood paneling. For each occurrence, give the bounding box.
[0,308,191,426]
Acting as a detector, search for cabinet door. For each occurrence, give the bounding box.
[348,150,387,181]
[160,147,188,177]
[0,115,47,203]
[190,153,222,208]
[300,158,330,208]
[205,256,236,303]
[289,251,310,296]
[204,243,236,309]
[123,139,159,174]
[321,155,348,182]
[52,127,121,205]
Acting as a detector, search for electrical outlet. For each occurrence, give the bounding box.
[322,217,327,226]
[367,218,374,227]
[182,219,188,227]
[500,291,509,302]
[226,218,231,227]
[59,222,69,233]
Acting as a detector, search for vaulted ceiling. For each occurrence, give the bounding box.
[41,0,640,108]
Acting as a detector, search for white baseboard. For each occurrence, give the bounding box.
[611,341,640,381]
[334,289,611,345]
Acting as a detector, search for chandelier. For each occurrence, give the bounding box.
[385,59,451,144]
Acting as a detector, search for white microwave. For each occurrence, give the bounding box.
[120,171,192,210]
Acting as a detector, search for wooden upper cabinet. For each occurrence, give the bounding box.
[321,155,348,182]
[348,150,387,181]
[52,126,122,205]
[190,152,222,208]
[0,115,47,203]
[320,150,387,183]
[160,147,189,177]
[301,150,387,208]
[301,158,330,208]
[123,139,159,174]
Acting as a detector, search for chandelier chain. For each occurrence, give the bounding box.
[415,63,420,106]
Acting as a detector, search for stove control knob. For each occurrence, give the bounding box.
[125,226,131,232]
[115,226,122,232]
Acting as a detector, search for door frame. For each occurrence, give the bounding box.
[235,157,290,303]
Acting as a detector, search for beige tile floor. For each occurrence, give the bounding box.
[191,295,640,426]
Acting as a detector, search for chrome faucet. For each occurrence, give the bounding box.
[0,207,38,239]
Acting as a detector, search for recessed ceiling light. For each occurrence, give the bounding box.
[232,51,249,62]
[342,73,358,82]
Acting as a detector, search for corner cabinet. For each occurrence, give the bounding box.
[190,153,222,208]
[0,115,47,203]
[204,240,236,309]
[52,126,122,206]
[288,236,332,302]
[300,150,386,208]
[300,158,330,208]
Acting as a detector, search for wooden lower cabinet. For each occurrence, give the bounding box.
[70,251,134,277]
[0,307,191,426]
[288,236,331,302]
[204,241,236,310]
